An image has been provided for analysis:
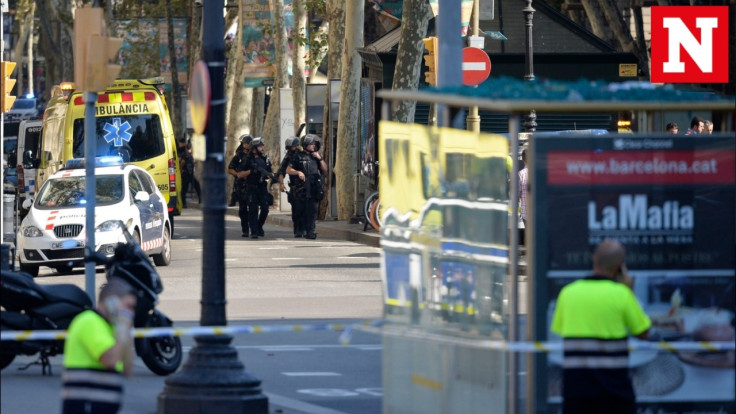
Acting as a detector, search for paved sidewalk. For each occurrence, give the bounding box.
[189,201,381,247]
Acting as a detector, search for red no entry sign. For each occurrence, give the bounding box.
[462,47,491,86]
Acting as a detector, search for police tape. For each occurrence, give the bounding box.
[1,322,733,353]
[349,324,736,353]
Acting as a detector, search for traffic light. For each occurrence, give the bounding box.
[85,35,123,92]
[1,61,16,113]
[74,6,122,92]
[422,37,438,86]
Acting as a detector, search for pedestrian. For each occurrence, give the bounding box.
[286,134,327,240]
[229,135,251,207]
[228,135,252,237]
[665,122,679,134]
[518,148,528,227]
[180,142,200,207]
[685,116,704,135]
[62,277,136,414]
[243,137,274,239]
[704,119,713,134]
[277,136,303,237]
[551,240,651,414]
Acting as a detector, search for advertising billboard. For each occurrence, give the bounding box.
[532,134,735,413]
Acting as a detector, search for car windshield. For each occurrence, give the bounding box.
[72,115,165,162]
[36,175,124,208]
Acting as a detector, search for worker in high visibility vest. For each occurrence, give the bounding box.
[62,278,136,414]
[551,239,651,414]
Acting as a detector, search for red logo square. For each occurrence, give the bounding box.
[650,6,729,83]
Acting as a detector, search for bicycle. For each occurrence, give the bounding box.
[363,190,381,231]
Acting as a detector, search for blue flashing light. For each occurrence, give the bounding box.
[25,93,34,99]
[96,156,125,167]
[64,156,124,170]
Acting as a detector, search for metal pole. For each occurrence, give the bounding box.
[1,3,5,244]
[437,0,463,127]
[158,1,268,410]
[508,113,520,414]
[522,0,536,132]
[466,0,481,133]
[84,92,97,306]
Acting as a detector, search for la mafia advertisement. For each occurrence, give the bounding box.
[532,135,735,413]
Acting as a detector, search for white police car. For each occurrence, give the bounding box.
[17,157,172,276]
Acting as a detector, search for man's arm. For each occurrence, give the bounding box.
[311,152,327,175]
[634,329,650,340]
[286,165,305,181]
[99,308,134,376]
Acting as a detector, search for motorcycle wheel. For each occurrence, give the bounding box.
[135,312,182,376]
[0,353,15,370]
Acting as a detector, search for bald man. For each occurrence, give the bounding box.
[551,240,651,414]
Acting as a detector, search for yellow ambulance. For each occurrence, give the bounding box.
[62,77,182,227]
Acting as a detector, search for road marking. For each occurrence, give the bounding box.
[259,246,287,250]
[266,392,352,414]
[337,256,366,259]
[261,346,314,352]
[271,257,301,260]
[283,372,342,377]
[356,345,382,351]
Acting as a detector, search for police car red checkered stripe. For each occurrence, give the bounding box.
[141,237,163,251]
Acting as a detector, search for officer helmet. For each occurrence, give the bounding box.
[301,134,318,148]
[285,136,299,149]
[251,137,264,147]
[313,135,322,152]
[240,134,253,144]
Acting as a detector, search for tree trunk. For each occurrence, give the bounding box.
[251,88,265,136]
[26,11,35,96]
[39,0,74,99]
[391,0,432,123]
[291,0,307,133]
[224,1,240,128]
[262,0,290,163]
[12,0,34,96]
[579,0,610,43]
[632,5,648,79]
[318,0,345,219]
[307,21,329,83]
[335,0,363,219]
[166,0,182,140]
[188,0,203,81]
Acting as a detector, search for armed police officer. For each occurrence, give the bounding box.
[286,134,327,239]
[242,137,275,239]
[228,134,252,237]
[277,136,303,237]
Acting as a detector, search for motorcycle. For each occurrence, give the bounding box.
[0,223,182,376]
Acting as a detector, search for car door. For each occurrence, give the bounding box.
[128,170,156,251]
[133,170,166,250]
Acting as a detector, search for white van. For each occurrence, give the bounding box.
[14,120,43,219]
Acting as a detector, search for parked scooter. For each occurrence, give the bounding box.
[0,223,182,376]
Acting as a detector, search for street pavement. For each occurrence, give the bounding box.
[2,205,385,414]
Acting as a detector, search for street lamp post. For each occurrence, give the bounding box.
[523,0,537,132]
[157,1,268,412]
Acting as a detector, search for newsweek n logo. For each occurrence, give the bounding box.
[650,6,729,83]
